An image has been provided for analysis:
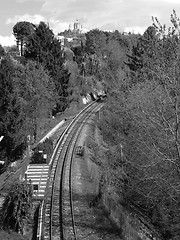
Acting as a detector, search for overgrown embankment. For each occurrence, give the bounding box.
[84,113,162,240]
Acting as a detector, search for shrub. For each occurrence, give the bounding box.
[0,180,33,234]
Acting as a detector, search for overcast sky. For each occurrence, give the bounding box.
[0,0,180,46]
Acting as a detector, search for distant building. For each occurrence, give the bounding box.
[55,35,74,47]
[73,19,82,33]
[68,19,83,33]
[55,20,86,48]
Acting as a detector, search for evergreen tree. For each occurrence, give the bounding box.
[24,22,70,114]
[0,57,26,164]
[125,26,158,73]
[13,60,56,141]
[13,21,35,56]
[24,21,54,63]
[0,44,5,57]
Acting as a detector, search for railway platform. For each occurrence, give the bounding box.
[25,164,49,199]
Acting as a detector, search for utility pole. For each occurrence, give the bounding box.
[27,135,32,161]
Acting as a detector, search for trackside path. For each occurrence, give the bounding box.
[71,117,122,240]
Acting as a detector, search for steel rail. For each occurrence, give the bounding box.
[58,103,102,240]
[38,101,96,240]
[68,103,103,240]
[37,101,101,240]
[52,103,101,239]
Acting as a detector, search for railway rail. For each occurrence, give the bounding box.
[38,101,103,240]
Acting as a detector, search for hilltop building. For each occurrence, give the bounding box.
[55,20,86,48]
[68,19,84,34]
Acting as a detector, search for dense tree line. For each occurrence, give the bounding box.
[0,21,73,168]
[97,10,180,239]
[2,21,126,169]
[16,21,71,113]
[0,56,55,166]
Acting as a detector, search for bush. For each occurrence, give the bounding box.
[0,180,33,234]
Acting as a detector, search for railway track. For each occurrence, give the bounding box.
[38,101,103,240]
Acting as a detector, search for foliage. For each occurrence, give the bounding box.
[99,10,180,239]
[0,44,5,57]
[85,29,107,55]
[13,21,35,42]
[24,21,54,63]
[0,55,56,167]
[0,180,33,234]
[71,43,84,69]
[13,21,35,56]
[6,45,20,59]
[13,60,56,140]
[0,57,26,164]
[64,58,82,103]
[24,22,70,114]
[83,29,134,95]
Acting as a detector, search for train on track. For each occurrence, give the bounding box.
[90,91,107,102]
[96,93,107,102]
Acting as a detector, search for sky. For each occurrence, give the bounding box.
[0,0,180,46]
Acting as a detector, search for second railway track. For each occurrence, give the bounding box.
[38,101,103,240]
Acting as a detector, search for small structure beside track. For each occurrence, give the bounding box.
[75,145,84,156]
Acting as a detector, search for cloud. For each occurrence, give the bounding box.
[16,0,30,2]
[49,20,70,34]
[3,0,180,42]
[39,0,180,32]
[6,14,75,34]
[6,14,46,25]
[0,35,16,47]
[5,13,73,34]
[156,0,180,3]
[40,0,124,27]
[16,0,45,2]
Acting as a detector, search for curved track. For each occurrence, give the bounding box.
[38,101,103,240]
